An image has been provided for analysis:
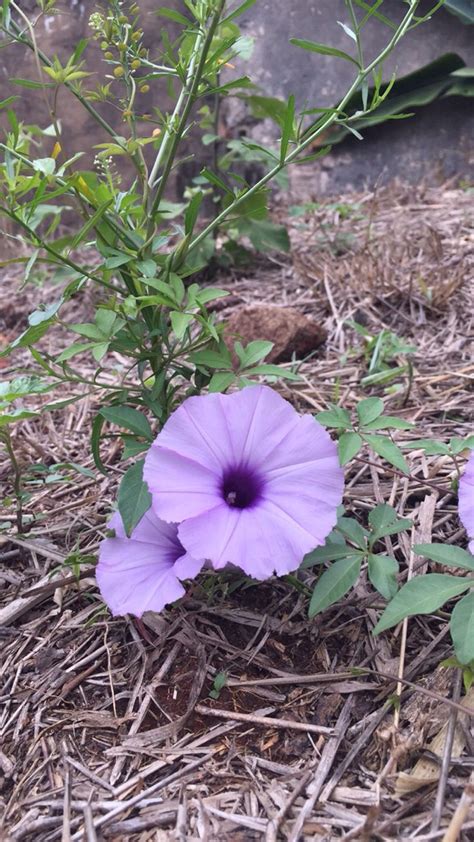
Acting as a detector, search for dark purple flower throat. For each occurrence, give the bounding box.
[222,465,264,509]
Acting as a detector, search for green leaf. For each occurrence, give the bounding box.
[404,439,451,455]
[414,543,474,573]
[236,340,273,368]
[302,543,363,568]
[0,409,38,427]
[373,574,471,634]
[191,349,233,369]
[11,78,55,89]
[363,416,414,431]
[184,191,203,236]
[156,7,190,24]
[338,432,362,465]
[290,38,359,66]
[451,592,474,666]
[170,311,193,339]
[280,94,295,163]
[222,0,257,23]
[100,406,153,441]
[104,253,133,269]
[368,553,399,600]
[208,371,235,393]
[363,434,409,474]
[316,406,351,429]
[369,504,412,542]
[91,342,109,362]
[361,366,407,387]
[357,397,384,426]
[121,437,150,460]
[91,413,107,475]
[95,308,120,337]
[309,555,362,617]
[337,516,368,549]
[243,364,300,381]
[117,460,152,537]
[56,342,92,362]
[32,157,56,176]
[195,287,230,305]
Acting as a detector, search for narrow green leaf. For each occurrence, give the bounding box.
[363,434,409,474]
[208,371,235,393]
[100,406,153,441]
[170,311,193,339]
[290,38,359,66]
[302,544,363,568]
[338,432,362,465]
[156,7,190,25]
[32,157,56,176]
[450,591,474,665]
[70,199,113,251]
[222,0,257,24]
[404,440,450,455]
[236,340,273,368]
[56,342,92,362]
[369,504,411,542]
[184,191,203,236]
[309,556,362,617]
[191,349,233,369]
[316,406,351,429]
[368,553,398,600]
[91,412,107,475]
[414,543,474,572]
[117,460,152,538]
[373,574,471,634]
[243,364,300,381]
[337,516,368,549]
[280,94,295,163]
[363,416,414,431]
[357,397,384,426]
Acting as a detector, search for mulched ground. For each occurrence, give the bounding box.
[0,182,473,841]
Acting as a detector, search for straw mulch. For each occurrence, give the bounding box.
[0,182,473,841]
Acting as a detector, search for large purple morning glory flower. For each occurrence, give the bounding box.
[459,450,474,554]
[96,508,204,617]
[143,385,344,580]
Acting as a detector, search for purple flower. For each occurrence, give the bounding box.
[96,508,204,617]
[459,451,474,554]
[144,385,344,579]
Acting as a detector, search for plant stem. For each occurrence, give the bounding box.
[144,0,226,246]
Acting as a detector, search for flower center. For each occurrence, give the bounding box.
[221,465,264,510]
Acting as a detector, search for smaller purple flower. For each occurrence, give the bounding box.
[96,508,204,617]
[144,385,344,579]
[459,450,474,554]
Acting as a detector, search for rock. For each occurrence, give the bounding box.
[224,305,327,364]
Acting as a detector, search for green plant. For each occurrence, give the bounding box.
[317,396,414,473]
[0,0,437,528]
[303,503,410,615]
[347,322,416,392]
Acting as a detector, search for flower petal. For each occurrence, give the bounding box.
[178,497,328,580]
[459,451,474,552]
[97,538,185,617]
[154,392,235,471]
[144,445,222,522]
[219,385,301,468]
[97,509,204,617]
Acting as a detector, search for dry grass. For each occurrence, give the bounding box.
[0,182,473,841]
